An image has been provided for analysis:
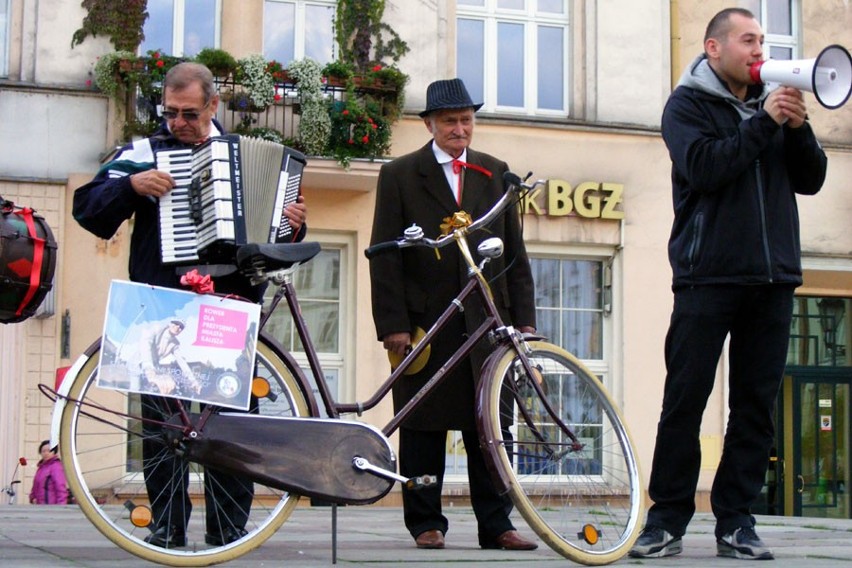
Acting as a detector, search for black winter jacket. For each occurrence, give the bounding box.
[73,122,305,300]
[662,86,828,289]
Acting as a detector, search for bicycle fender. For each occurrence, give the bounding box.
[49,338,102,449]
[475,341,517,496]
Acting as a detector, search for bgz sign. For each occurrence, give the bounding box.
[521,180,624,219]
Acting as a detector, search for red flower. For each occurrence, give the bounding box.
[153,52,160,59]
[85,79,92,87]
[362,135,370,143]
[156,60,165,68]
[372,65,382,72]
[348,139,354,144]
[274,93,282,101]
[371,123,377,130]
[19,457,27,466]
[342,109,349,116]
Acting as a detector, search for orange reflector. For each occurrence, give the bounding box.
[580,524,600,545]
[252,377,270,398]
[129,505,153,528]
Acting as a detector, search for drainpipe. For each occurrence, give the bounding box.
[670,0,681,90]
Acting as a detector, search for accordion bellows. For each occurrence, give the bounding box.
[156,135,306,266]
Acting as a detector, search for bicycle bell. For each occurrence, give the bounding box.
[477,237,504,259]
[403,224,424,241]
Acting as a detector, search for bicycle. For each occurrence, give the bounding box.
[42,171,643,566]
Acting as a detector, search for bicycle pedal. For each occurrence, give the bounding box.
[404,474,438,490]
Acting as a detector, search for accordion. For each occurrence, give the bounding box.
[156,135,306,266]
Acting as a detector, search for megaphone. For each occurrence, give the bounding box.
[749,44,852,109]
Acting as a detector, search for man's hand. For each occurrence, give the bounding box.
[765,86,808,128]
[130,170,176,198]
[283,195,307,233]
[383,331,411,357]
[147,374,177,395]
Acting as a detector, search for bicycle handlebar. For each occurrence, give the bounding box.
[364,171,543,259]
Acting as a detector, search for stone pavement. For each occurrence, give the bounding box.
[2,503,852,567]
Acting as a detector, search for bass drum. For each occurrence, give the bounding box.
[0,199,58,324]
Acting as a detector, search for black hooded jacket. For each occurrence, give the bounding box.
[662,56,828,290]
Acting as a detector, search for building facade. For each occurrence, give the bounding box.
[1,0,850,518]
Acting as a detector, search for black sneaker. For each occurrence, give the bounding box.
[717,526,774,560]
[628,525,683,558]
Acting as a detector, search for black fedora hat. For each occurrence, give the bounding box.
[419,78,483,117]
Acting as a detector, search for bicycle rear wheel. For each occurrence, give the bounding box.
[478,341,643,565]
[59,336,312,566]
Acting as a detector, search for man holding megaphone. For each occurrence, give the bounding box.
[631,7,829,562]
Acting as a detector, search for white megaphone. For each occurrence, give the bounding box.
[749,44,852,109]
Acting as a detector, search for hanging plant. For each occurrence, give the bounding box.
[235,54,275,110]
[194,47,238,79]
[288,58,332,156]
[335,0,409,73]
[72,0,148,52]
[91,50,141,100]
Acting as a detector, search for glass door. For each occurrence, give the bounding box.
[791,373,850,518]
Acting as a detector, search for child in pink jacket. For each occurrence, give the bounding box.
[29,440,68,505]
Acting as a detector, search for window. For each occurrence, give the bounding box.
[741,0,800,59]
[789,297,849,367]
[531,257,605,360]
[263,0,335,66]
[0,0,9,77]
[457,0,570,116]
[445,254,609,479]
[263,240,350,410]
[141,0,221,57]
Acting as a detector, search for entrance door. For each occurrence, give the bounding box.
[782,368,851,518]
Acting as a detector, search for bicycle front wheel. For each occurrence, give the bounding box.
[478,341,643,565]
[59,337,312,567]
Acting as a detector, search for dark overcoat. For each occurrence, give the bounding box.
[369,142,535,431]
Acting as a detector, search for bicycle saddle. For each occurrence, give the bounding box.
[236,241,321,272]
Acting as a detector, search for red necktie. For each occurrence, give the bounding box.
[451,159,492,205]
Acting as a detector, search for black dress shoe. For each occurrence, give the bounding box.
[205,526,248,546]
[144,524,187,548]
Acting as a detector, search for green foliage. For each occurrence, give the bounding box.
[322,60,355,82]
[72,0,148,52]
[288,58,332,156]
[194,48,237,78]
[235,54,275,109]
[92,50,139,98]
[335,0,409,72]
[328,97,392,168]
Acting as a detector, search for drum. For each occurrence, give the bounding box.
[0,198,58,324]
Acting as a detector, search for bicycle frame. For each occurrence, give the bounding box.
[47,173,580,496]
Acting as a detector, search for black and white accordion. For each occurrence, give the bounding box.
[156,135,306,266]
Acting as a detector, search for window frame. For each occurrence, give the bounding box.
[263,231,356,412]
[0,0,9,77]
[456,0,571,117]
[742,0,801,59]
[141,0,223,57]
[262,0,336,66]
[444,248,615,481]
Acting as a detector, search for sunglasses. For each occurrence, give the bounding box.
[161,102,210,122]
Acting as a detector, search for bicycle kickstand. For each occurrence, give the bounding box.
[352,456,437,491]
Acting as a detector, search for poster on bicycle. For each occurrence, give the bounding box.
[96,280,261,410]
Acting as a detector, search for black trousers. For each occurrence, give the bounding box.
[141,394,253,534]
[399,427,514,545]
[645,285,794,538]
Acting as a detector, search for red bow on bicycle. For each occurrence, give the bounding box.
[180,269,215,294]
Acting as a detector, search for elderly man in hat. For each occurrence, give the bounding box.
[368,78,538,551]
